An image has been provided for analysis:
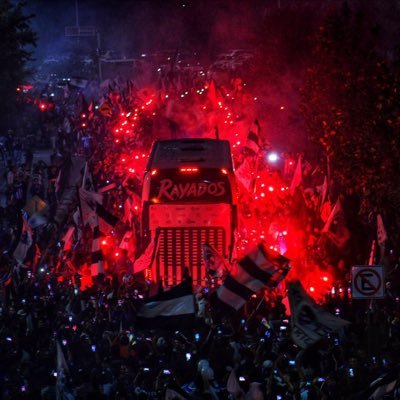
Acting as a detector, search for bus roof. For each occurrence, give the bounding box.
[146,139,234,170]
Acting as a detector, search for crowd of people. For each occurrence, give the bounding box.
[1,64,400,399]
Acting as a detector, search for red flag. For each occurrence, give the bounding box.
[235,158,256,192]
[62,226,75,252]
[322,199,350,249]
[290,155,302,195]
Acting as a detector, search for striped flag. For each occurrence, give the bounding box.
[96,203,119,228]
[78,188,102,225]
[133,234,159,274]
[136,278,195,330]
[217,243,290,310]
[79,188,119,232]
[245,119,261,154]
[91,223,104,276]
[202,243,226,278]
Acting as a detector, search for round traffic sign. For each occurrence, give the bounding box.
[354,268,382,296]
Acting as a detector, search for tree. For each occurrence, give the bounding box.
[300,4,400,245]
[0,0,36,130]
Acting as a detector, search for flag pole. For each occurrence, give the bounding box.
[243,294,265,331]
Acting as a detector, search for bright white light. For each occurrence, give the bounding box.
[267,152,279,163]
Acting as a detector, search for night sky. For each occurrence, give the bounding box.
[25,0,265,62]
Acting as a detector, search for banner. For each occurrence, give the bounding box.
[288,280,350,349]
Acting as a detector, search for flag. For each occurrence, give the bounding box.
[88,100,95,120]
[226,370,244,397]
[202,243,226,278]
[75,92,88,116]
[23,195,47,216]
[98,182,117,193]
[62,226,75,252]
[290,155,302,195]
[320,200,331,223]
[13,216,33,263]
[56,341,69,400]
[320,175,328,208]
[245,119,261,154]
[79,188,119,232]
[133,235,159,274]
[0,269,12,287]
[288,280,350,349]
[217,243,290,311]
[207,79,220,107]
[96,202,119,229]
[122,197,134,227]
[136,278,195,330]
[322,199,350,249]
[78,188,102,227]
[70,77,88,89]
[91,223,104,276]
[98,101,113,117]
[368,240,376,265]
[81,162,95,191]
[377,214,387,246]
[27,212,47,229]
[235,158,255,192]
[119,230,136,261]
[55,169,62,194]
[366,368,399,400]
[165,383,192,400]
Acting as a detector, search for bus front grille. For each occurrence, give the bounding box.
[155,227,226,286]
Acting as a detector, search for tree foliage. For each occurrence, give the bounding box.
[0,0,36,129]
[300,5,400,225]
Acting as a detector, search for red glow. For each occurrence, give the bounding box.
[151,169,158,176]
